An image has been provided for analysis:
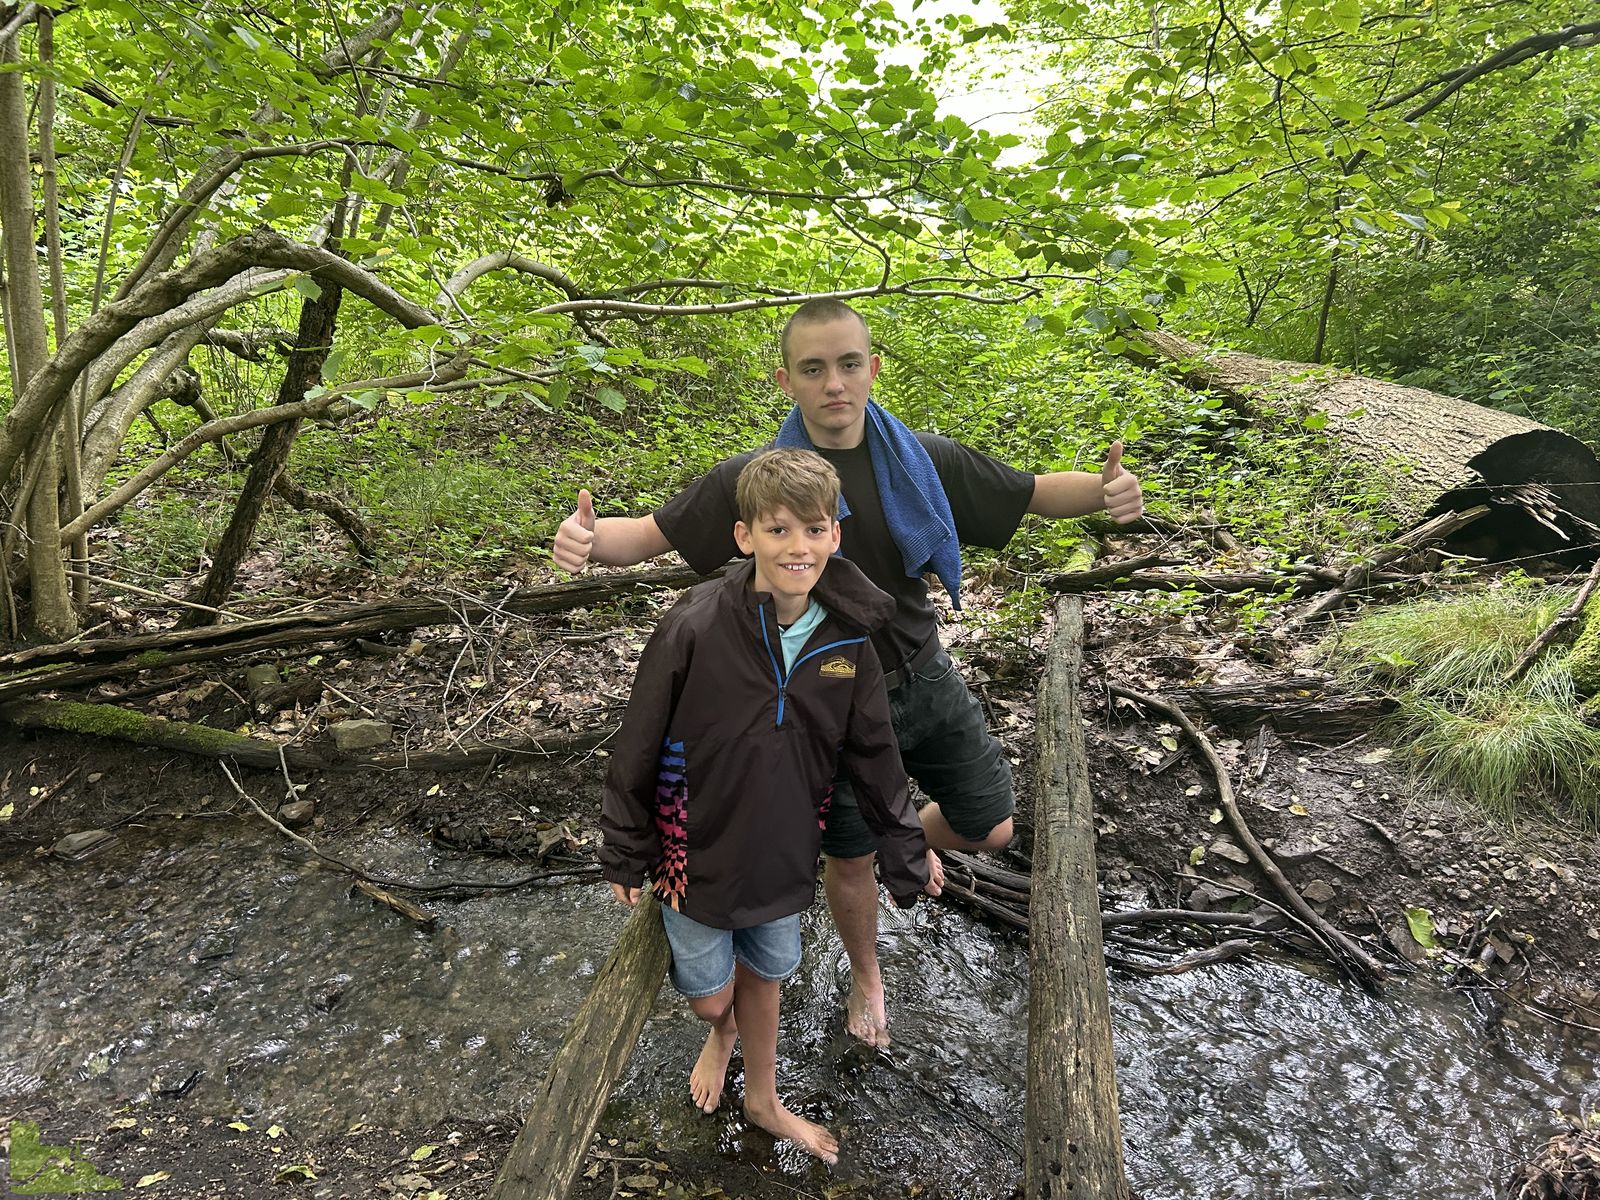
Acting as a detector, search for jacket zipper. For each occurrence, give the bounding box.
[758,602,866,727]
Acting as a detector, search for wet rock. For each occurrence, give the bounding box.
[189,929,237,963]
[1209,838,1251,866]
[148,1063,204,1099]
[330,718,392,751]
[1385,922,1431,964]
[244,664,280,694]
[1301,879,1337,904]
[278,800,315,828]
[50,830,117,861]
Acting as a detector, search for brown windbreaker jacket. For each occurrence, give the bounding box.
[599,556,929,929]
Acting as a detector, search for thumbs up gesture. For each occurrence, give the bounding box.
[1100,441,1143,524]
[553,489,598,573]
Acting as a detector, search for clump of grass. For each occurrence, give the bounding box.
[1394,664,1600,827]
[1331,585,1573,693]
[1329,588,1600,829]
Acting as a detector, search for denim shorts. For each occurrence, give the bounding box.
[821,646,1015,859]
[660,906,803,999]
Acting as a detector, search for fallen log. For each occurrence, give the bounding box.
[1024,596,1130,1200]
[0,697,616,770]
[489,893,670,1200]
[1131,330,1600,562]
[1039,562,1417,598]
[0,562,712,701]
[1187,678,1396,741]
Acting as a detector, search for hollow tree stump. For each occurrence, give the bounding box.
[489,891,670,1200]
[1024,597,1130,1200]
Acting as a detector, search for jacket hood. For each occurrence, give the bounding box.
[724,555,896,634]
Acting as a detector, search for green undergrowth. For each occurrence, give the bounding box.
[1330,582,1600,828]
[95,305,1399,609]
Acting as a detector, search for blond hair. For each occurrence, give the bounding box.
[735,449,840,526]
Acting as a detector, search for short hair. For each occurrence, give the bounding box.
[780,299,871,367]
[735,449,840,526]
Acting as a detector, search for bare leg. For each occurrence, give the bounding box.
[919,806,1013,853]
[686,984,738,1113]
[734,963,839,1164]
[823,852,889,1047]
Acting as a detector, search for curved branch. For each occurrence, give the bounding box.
[1375,19,1600,119]
[115,141,366,302]
[438,251,586,306]
[0,228,449,488]
[0,4,40,43]
[61,358,470,544]
[83,268,293,411]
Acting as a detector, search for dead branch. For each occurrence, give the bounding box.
[0,563,712,701]
[0,697,619,770]
[1110,683,1386,988]
[1284,505,1491,629]
[1505,557,1600,684]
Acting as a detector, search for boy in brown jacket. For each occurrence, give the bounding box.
[600,448,931,1164]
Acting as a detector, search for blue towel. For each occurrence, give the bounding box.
[776,401,963,609]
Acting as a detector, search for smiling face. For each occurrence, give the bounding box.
[775,314,881,449]
[734,504,841,623]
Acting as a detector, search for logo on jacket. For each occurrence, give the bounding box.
[818,655,856,679]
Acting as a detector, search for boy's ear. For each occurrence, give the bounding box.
[733,520,754,556]
[828,519,841,555]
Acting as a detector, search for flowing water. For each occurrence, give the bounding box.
[2,816,1595,1198]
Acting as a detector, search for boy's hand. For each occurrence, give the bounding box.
[1100,441,1144,524]
[609,881,641,907]
[553,490,598,573]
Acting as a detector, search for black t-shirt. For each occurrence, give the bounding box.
[654,433,1036,670]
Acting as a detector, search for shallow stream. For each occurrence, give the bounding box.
[2,817,1596,1197]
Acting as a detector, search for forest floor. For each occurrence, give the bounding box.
[4,528,1600,1199]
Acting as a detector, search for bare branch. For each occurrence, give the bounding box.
[115,140,366,302]
[534,278,1041,319]
[0,229,448,488]
[0,3,40,43]
[62,357,470,544]
[439,252,586,305]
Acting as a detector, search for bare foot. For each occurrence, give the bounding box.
[925,848,945,896]
[689,1024,737,1113]
[845,979,890,1048]
[745,1095,839,1165]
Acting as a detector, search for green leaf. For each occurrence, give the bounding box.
[596,387,626,413]
[410,1145,437,1162]
[292,275,323,302]
[1330,0,1361,35]
[1405,906,1439,948]
[1302,411,1329,430]
[963,197,1006,223]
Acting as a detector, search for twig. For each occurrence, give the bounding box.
[217,760,601,894]
[1349,812,1402,846]
[1284,505,1491,629]
[1504,556,1600,684]
[1112,685,1388,989]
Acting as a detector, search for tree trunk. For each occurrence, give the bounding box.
[1024,597,1130,1200]
[0,33,75,639]
[1130,330,1600,562]
[181,278,343,625]
[489,892,670,1200]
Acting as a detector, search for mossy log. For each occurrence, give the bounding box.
[489,892,670,1200]
[1024,596,1130,1200]
[0,563,712,702]
[1131,330,1600,561]
[1567,590,1600,698]
[0,698,615,771]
